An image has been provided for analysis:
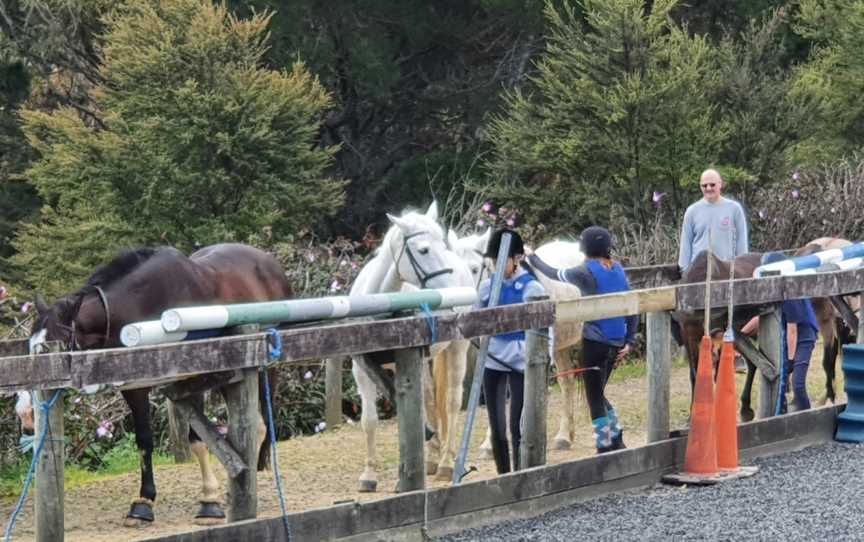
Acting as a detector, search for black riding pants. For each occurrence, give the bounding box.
[582,338,620,420]
[483,368,524,474]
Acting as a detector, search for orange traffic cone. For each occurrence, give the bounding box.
[715,339,738,470]
[683,335,718,475]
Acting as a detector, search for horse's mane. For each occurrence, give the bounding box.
[84,248,161,288]
[682,250,763,283]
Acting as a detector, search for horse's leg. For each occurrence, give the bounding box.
[185,394,225,525]
[353,361,380,492]
[740,359,756,422]
[822,320,838,404]
[122,388,157,527]
[256,369,275,471]
[424,356,441,475]
[552,347,577,450]
[436,341,468,481]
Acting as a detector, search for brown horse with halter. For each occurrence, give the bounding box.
[18,243,291,526]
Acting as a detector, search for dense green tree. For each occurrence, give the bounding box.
[484,0,726,232]
[11,0,342,294]
[790,0,864,164]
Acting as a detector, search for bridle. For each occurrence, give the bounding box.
[393,230,453,288]
[50,285,112,352]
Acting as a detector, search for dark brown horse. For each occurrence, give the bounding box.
[19,243,291,526]
[673,251,765,421]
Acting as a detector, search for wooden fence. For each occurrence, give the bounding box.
[4,263,864,540]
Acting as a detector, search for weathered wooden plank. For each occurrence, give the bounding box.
[224,370,259,521]
[676,267,864,311]
[325,357,344,429]
[646,311,671,443]
[394,348,425,493]
[758,307,782,419]
[170,398,246,478]
[0,350,71,392]
[521,328,549,468]
[555,287,677,323]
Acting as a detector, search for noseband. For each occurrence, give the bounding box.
[395,231,454,288]
[55,286,111,351]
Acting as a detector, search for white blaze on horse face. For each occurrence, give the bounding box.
[29,328,47,354]
[17,328,48,431]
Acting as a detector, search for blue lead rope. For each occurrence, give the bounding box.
[775,315,788,416]
[264,329,291,542]
[4,390,63,542]
[419,303,438,344]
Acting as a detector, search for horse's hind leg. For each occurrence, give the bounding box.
[821,321,839,404]
[552,348,577,450]
[435,341,469,481]
[122,388,157,527]
[353,360,380,492]
[185,393,226,525]
[424,357,441,475]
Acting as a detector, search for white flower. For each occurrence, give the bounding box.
[304,370,313,380]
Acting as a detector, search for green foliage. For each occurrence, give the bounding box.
[11,0,343,296]
[484,0,727,233]
[790,0,864,164]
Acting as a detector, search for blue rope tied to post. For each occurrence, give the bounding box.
[4,390,63,542]
[264,329,292,541]
[775,316,788,416]
[419,303,438,344]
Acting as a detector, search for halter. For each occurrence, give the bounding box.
[393,230,453,288]
[56,286,111,352]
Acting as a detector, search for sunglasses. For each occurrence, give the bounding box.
[700,183,717,189]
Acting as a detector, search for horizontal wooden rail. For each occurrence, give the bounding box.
[0,302,555,393]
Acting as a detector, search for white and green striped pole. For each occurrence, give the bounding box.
[160,287,477,333]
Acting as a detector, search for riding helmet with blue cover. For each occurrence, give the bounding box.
[580,226,613,258]
[485,228,524,258]
[761,251,788,265]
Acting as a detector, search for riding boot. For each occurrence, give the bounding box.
[608,408,626,450]
[592,416,613,454]
[490,436,511,475]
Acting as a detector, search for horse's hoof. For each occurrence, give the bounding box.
[193,501,225,525]
[740,408,754,422]
[426,461,438,475]
[358,479,377,493]
[124,499,154,527]
[434,466,453,481]
[552,438,572,450]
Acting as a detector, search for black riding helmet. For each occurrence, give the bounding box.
[580,226,613,258]
[485,228,525,258]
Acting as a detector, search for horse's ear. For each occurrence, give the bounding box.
[387,213,410,232]
[477,227,492,252]
[447,229,459,250]
[425,201,439,221]
[34,294,49,315]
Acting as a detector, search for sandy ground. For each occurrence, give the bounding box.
[1,348,841,542]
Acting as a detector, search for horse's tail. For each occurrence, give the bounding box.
[257,368,278,471]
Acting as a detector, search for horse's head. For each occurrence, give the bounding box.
[384,201,455,290]
[447,227,491,286]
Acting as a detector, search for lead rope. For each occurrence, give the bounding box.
[418,304,437,541]
[4,390,63,542]
[264,329,292,541]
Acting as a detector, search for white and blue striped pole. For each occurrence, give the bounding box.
[755,242,864,277]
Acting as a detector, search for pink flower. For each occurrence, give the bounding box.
[758,210,767,220]
[96,420,114,439]
[792,171,800,182]
[216,425,228,436]
[791,189,800,199]
[476,219,486,227]
[482,202,492,213]
[305,252,316,263]
[329,279,342,292]
[304,370,313,380]
[20,302,32,314]
[0,286,6,300]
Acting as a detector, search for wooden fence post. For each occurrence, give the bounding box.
[167,402,192,463]
[758,306,782,418]
[646,311,671,442]
[522,327,549,469]
[394,347,425,493]
[324,358,343,429]
[224,368,259,521]
[34,341,64,542]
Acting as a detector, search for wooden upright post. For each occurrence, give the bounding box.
[167,402,192,463]
[646,311,672,442]
[394,347,425,493]
[324,357,343,429]
[224,368,259,521]
[34,389,64,542]
[34,340,64,542]
[522,327,549,469]
[758,306,782,418]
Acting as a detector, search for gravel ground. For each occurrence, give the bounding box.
[438,441,864,542]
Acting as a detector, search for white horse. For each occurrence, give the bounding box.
[451,233,587,454]
[351,202,473,492]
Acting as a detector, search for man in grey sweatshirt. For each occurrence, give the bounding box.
[678,169,749,272]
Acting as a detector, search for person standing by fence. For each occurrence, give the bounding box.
[477,228,545,474]
[526,226,637,453]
